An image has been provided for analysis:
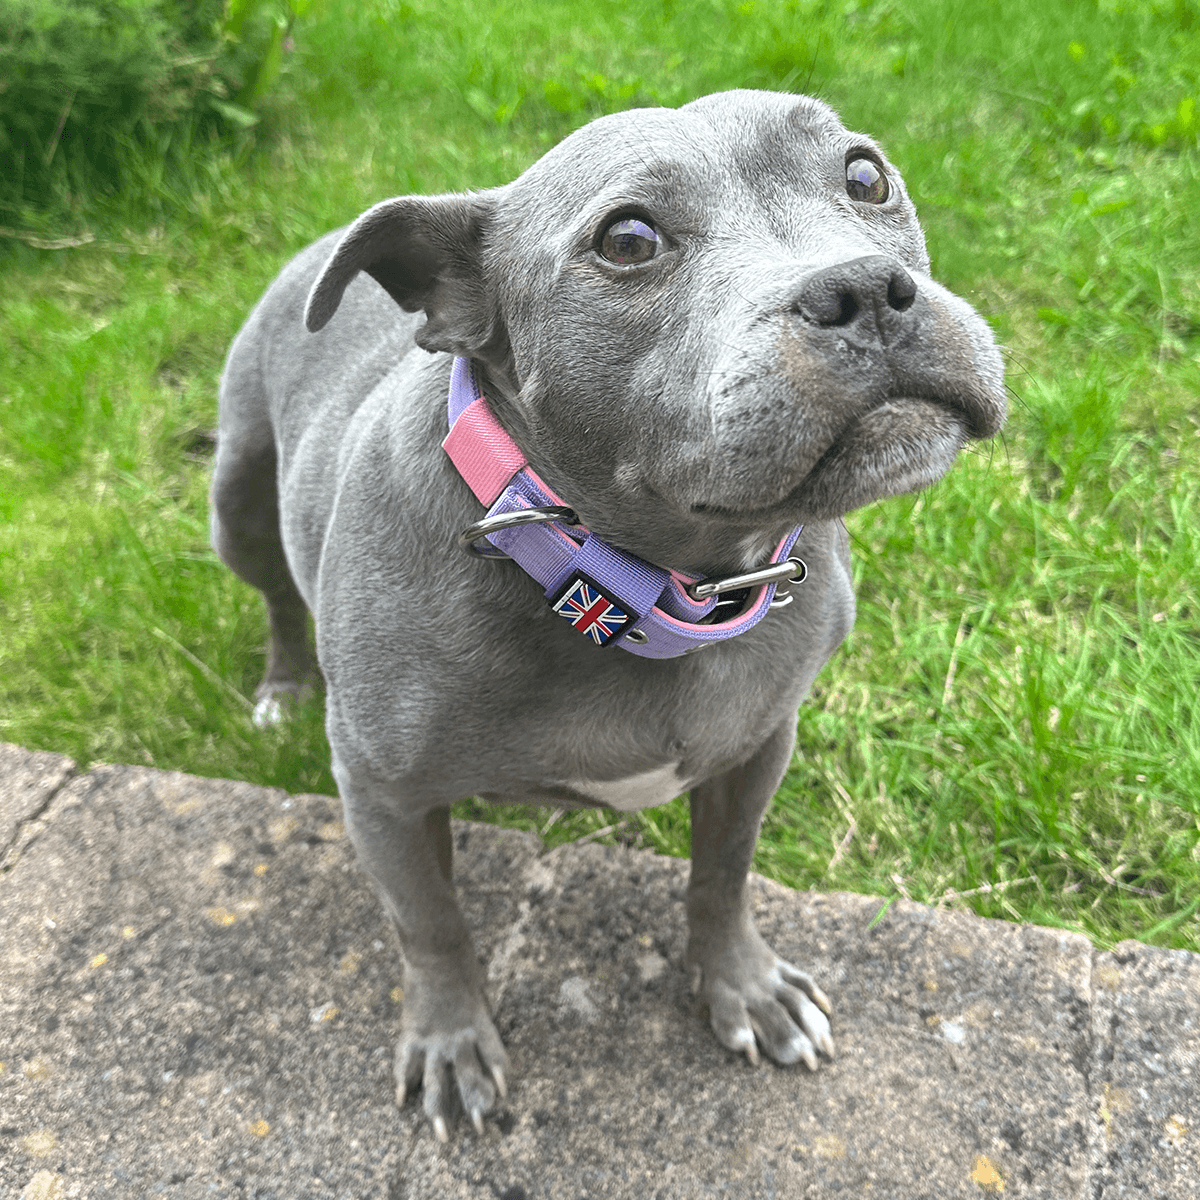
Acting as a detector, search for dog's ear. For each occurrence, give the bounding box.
[305,193,505,361]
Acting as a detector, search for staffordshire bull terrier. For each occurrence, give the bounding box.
[212,89,1006,1140]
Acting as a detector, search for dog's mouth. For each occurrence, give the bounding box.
[690,396,976,524]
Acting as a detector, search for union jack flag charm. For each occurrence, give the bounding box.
[550,574,631,646]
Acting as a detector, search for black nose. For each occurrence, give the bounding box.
[796,255,917,330]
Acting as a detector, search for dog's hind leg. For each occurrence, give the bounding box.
[212,345,316,726]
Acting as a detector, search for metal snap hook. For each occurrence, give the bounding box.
[686,556,807,601]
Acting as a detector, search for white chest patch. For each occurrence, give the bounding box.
[568,763,688,812]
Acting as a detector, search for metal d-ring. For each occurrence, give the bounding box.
[686,556,808,601]
[458,505,579,558]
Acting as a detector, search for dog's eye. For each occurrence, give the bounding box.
[845,157,889,204]
[600,217,661,265]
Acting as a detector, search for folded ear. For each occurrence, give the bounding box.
[304,192,505,362]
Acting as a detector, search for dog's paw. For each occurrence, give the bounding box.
[251,682,312,729]
[394,1001,510,1141]
[252,694,287,728]
[688,927,834,1070]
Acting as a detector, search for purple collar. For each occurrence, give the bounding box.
[442,358,805,658]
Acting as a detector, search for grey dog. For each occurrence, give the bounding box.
[212,89,1006,1140]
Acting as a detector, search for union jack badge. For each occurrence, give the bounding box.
[550,574,631,646]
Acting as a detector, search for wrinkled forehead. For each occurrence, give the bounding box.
[501,92,881,229]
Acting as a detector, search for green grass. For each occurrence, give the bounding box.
[2,0,1198,953]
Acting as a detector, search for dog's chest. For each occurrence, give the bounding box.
[566,762,689,811]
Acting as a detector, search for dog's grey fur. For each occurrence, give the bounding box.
[212,90,1005,1139]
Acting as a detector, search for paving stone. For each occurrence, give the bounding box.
[0,746,1196,1198]
[0,744,75,869]
[1087,941,1200,1199]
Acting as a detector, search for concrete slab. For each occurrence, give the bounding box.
[0,745,1196,1198]
[0,744,75,868]
[1087,942,1200,1198]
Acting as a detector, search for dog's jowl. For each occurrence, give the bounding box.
[212,90,1005,1139]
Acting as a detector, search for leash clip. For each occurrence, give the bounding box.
[686,556,808,601]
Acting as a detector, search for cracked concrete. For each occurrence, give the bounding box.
[0,744,77,871]
[0,744,1197,1198]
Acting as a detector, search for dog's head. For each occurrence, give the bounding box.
[307,90,1005,574]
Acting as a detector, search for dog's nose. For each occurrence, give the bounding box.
[795,255,917,334]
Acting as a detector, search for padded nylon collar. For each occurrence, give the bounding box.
[442,357,803,658]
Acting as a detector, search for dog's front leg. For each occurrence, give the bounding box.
[686,722,836,1070]
[338,775,508,1140]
